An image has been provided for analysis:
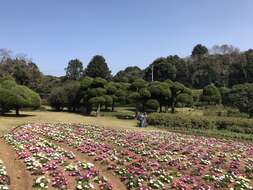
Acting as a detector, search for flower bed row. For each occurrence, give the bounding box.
[0,159,10,190]
[28,123,253,189]
[4,125,113,190]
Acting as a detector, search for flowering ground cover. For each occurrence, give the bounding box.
[2,123,253,189]
[4,125,113,190]
[0,159,10,190]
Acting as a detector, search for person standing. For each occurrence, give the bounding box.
[137,112,144,127]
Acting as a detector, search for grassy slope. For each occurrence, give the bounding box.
[1,107,253,142]
[0,110,138,135]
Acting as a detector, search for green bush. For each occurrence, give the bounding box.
[147,113,214,129]
[115,112,135,120]
[147,113,253,134]
[201,84,221,105]
[145,99,159,111]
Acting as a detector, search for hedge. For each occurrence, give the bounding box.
[147,113,253,134]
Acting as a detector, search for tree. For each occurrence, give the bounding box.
[88,96,105,116]
[176,93,193,107]
[168,82,192,113]
[148,81,171,112]
[113,66,144,83]
[139,88,151,111]
[245,49,253,83]
[191,44,208,58]
[79,77,94,114]
[64,81,81,111]
[145,99,159,112]
[48,87,66,111]
[85,55,111,80]
[130,79,147,91]
[105,82,118,111]
[65,59,83,80]
[145,57,177,81]
[0,79,41,115]
[210,44,240,55]
[226,83,253,116]
[128,92,141,116]
[200,84,221,105]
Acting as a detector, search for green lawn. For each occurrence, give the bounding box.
[0,110,138,135]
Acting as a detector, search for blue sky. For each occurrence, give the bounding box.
[0,0,253,76]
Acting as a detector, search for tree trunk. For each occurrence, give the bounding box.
[112,101,115,112]
[171,100,176,113]
[16,108,20,115]
[165,105,168,113]
[96,104,101,116]
[159,104,163,112]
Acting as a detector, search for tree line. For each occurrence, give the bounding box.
[1,44,253,116]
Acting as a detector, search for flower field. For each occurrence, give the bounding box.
[2,123,253,189]
[0,159,10,190]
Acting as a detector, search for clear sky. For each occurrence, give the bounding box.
[1,0,253,76]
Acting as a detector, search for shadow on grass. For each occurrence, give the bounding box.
[0,113,36,118]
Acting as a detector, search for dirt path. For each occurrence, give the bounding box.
[0,138,33,190]
[57,142,127,190]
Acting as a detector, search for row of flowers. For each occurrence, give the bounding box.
[0,159,10,190]
[28,123,253,189]
[4,125,113,190]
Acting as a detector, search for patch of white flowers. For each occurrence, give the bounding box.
[0,160,9,190]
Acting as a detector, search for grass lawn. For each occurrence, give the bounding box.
[0,110,139,135]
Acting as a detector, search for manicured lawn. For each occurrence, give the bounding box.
[0,110,138,135]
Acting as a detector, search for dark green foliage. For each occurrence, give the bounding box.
[64,81,81,111]
[219,86,230,105]
[145,99,159,111]
[145,56,177,81]
[169,82,192,113]
[148,81,171,112]
[201,84,221,105]
[48,87,66,111]
[147,113,253,134]
[91,77,107,88]
[226,83,253,116]
[191,44,208,58]
[115,112,135,120]
[85,55,111,80]
[113,66,144,83]
[0,78,41,115]
[130,79,147,91]
[245,49,253,83]
[65,59,83,80]
[176,93,193,106]
[0,58,43,91]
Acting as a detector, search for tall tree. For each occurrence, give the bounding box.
[85,55,111,80]
[191,44,208,58]
[113,66,144,83]
[245,49,253,83]
[65,59,83,80]
[145,57,177,81]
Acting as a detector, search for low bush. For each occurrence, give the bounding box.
[147,113,214,129]
[115,112,135,120]
[147,113,253,134]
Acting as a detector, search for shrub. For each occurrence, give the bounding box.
[200,84,221,105]
[147,113,253,134]
[147,113,214,129]
[145,99,159,111]
[115,112,135,120]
